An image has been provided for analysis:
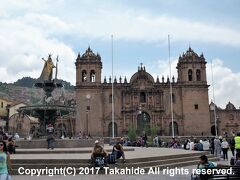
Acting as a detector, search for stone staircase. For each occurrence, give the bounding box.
[15,148,135,154]
[11,151,219,175]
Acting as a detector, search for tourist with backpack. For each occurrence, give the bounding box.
[91,140,108,167]
[191,155,217,180]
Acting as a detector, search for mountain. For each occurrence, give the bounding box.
[0,77,75,105]
[13,77,74,90]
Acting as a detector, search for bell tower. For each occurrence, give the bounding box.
[75,47,103,136]
[176,47,211,135]
[177,47,207,84]
[75,47,102,86]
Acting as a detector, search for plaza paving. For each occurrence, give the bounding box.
[10,146,231,180]
[12,145,202,159]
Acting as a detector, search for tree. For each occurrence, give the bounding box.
[127,126,137,142]
[150,126,158,139]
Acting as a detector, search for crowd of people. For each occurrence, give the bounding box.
[0,131,17,155]
[77,131,92,139]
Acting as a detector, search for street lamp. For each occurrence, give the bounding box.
[86,94,91,136]
[136,105,142,131]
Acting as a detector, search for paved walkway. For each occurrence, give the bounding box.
[12,146,201,159]
[10,147,233,180]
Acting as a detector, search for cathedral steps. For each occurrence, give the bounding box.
[10,152,219,175]
[15,148,135,154]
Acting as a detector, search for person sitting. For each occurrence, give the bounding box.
[14,133,20,140]
[234,152,240,166]
[185,139,191,150]
[196,140,203,151]
[91,140,108,165]
[201,139,210,151]
[194,155,217,180]
[113,142,126,162]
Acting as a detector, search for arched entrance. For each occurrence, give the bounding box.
[211,125,217,136]
[137,112,150,134]
[169,122,179,136]
[108,122,117,137]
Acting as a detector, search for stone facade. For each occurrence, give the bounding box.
[75,47,211,137]
[210,102,240,136]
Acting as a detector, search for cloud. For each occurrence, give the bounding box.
[156,57,240,108]
[0,14,76,84]
[0,0,240,103]
[0,0,57,17]
[66,5,240,47]
[207,59,240,108]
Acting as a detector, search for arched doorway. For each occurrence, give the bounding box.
[108,122,117,137]
[211,125,217,136]
[169,122,179,136]
[137,112,150,135]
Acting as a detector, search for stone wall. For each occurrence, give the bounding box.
[15,138,104,149]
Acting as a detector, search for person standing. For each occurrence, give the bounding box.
[142,133,148,148]
[214,136,221,157]
[235,132,240,155]
[210,137,215,154]
[46,124,55,149]
[0,141,12,180]
[229,137,235,156]
[221,138,229,161]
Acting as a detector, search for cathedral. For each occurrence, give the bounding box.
[75,47,211,136]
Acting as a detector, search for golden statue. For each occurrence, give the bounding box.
[40,54,56,81]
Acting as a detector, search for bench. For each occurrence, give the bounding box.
[209,165,240,180]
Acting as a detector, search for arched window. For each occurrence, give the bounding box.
[90,70,96,82]
[137,112,150,134]
[196,69,201,81]
[140,92,146,103]
[171,93,176,103]
[108,122,117,137]
[188,69,193,81]
[109,94,113,103]
[211,125,217,136]
[82,70,87,82]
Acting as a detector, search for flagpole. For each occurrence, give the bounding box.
[211,61,218,136]
[168,35,174,138]
[111,34,115,139]
[55,56,58,80]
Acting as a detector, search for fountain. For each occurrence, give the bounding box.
[18,55,75,137]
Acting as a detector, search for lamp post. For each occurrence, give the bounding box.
[86,94,91,136]
[136,105,142,132]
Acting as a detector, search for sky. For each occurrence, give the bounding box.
[0,0,240,108]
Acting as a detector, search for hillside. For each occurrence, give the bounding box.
[0,77,75,104]
[13,77,74,90]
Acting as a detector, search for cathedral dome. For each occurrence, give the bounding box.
[130,65,154,84]
[226,102,236,110]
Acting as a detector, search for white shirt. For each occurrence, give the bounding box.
[201,141,210,151]
[221,141,229,149]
